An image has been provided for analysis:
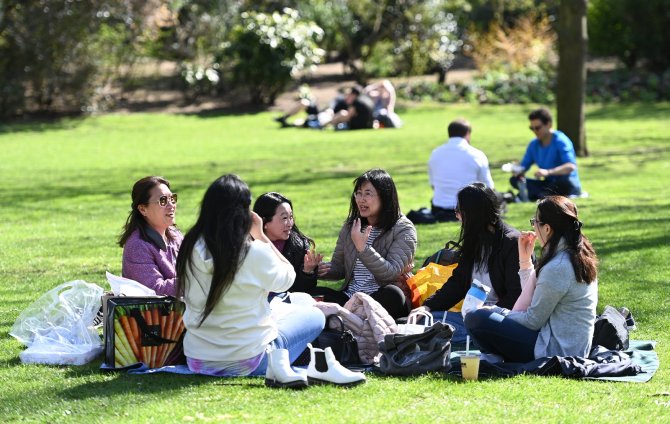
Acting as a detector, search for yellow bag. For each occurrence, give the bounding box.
[407,262,463,311]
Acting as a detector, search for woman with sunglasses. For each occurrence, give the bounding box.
[411,183,523,344]
[316,168,417,319]
[253,192,322,294]
[119,176,182,296]
[465,196,598,362]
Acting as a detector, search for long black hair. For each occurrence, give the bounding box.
[253,192,315,250]
[118,176,178,247]
[345,168,401,232]
[176,174,252,325]
[535,196,598,283]
[455,183,503,270]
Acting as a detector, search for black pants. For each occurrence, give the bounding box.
[310,285,410,320]
[510,175,581,201]
[430,204,458,222]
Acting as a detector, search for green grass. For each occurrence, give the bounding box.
[1,103,669,423]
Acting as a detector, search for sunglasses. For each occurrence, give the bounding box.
[529,125,544,132]
[530,217,542,227]
[151,194,178,207]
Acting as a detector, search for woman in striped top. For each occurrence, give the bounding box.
[315,169,417,319]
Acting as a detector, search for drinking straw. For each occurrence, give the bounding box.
[465,335,470,355]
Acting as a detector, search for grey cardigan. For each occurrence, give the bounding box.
[323,215,417,292]
[504,246,598,358]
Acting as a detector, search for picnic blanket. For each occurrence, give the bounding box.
[448,340,658,383]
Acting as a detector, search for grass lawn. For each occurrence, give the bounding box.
[0,103,668,422]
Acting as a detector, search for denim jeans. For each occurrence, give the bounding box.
[464,308,539,362]
[430,311,468,345]
[249,304,325,376]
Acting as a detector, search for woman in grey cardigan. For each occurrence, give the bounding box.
[465,196,598,361]
[316,169,417,319]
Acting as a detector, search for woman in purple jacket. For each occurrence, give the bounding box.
[119,176,183,296]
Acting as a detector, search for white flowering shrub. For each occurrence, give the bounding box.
[223,8,324,104]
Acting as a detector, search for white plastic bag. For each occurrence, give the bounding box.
[10,280,104,365]
[461,279,492,319]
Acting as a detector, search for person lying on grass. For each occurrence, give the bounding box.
[465,195,598,362]
[119,176,182,296]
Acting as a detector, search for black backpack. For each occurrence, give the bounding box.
[591,305,629,351]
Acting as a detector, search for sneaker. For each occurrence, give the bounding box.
[273,116,290,128]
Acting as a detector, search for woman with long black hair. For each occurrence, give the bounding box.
[253,192,322,293]
[176,174,324,382]
[412,183,523,344]
[465,195,598,362]
[316,168,417,319]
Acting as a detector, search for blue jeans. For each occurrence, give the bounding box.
[430,311,468,345]
[249,304,325,376]
[464,308,539,362]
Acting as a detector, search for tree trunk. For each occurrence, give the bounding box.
[557,0,588,157]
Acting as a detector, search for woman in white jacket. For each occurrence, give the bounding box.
[176,174,324,379]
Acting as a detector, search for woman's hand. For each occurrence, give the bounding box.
[250,211,270,243]
[303,250,323,274]
[518,230,537,268]
[317,261,331,277]
[351,218,372,252]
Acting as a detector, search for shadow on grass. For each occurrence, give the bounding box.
[586,103,670,121]
[57,366,266,401]
[0,115,87,135]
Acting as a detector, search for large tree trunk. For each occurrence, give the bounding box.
[557,0,588,157]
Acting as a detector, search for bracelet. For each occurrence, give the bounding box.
[519,259,533,266]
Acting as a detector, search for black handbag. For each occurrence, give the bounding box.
[592,305,629,351]
[421,240,461,268]
[315,315,362,366]
[378,321,454,376]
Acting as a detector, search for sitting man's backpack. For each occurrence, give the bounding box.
[591,305,629,351]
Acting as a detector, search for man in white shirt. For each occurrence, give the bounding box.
[428,119,495,221]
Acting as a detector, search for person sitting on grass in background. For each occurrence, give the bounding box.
[253,192,322,294]
[176,174,325,381]
[509,107,583,201]
[410,183,522,345]
[363,79,403,128]
[323,85,375,131]
[427,118,495,222]
[465,195,598,362]
[314,168,417,319]
[119,176,182,296]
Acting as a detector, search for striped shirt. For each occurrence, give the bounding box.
[345,227,382,297]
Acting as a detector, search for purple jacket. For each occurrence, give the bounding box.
[122,227,183,296]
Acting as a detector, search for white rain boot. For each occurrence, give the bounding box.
[306,343,366,387]
[265,348,308,389]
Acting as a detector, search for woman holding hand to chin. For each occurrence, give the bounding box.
[119,176,183,296]
[465,195,598,362]
[315,168,417,319]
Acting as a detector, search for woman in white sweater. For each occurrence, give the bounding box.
[176,174,324,377]
[465,196,598,362]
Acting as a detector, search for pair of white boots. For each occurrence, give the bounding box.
[265,343,365,389]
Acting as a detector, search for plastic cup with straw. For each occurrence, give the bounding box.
[461,335,480,380]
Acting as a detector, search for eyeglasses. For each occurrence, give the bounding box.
[530,217,542,227]
[529,125,544,132]
[354,191,376,200]
[150,194,178,207]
